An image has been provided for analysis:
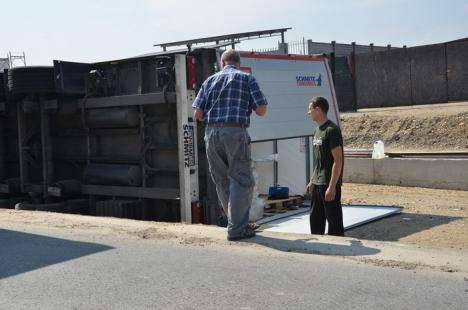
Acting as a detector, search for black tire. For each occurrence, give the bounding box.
[15,201,65,212]
[7,66,55,97]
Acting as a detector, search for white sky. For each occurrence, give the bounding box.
[1,0,467,65]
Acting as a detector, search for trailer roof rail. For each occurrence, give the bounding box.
[154,28,292,51]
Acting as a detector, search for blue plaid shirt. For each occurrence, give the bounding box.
[192,65,267,125]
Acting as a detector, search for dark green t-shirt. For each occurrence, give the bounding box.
[312,120,344,186]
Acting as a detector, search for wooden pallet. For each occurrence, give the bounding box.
[260,195,305,217]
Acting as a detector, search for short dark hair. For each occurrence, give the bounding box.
[310,96,329,113]
[221,49,241,64]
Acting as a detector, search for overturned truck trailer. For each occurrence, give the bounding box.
[0,49,220,223]
[1,48,339,225]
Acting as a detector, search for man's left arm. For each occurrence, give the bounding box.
[325,146,343,201]
[325,127,344,201]
[193,109,204,122]
[248,76,268,116]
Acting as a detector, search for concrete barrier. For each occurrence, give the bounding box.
[344,157,468,190]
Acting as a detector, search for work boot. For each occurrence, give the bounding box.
[227,226,256,241]
[248,222,261,231]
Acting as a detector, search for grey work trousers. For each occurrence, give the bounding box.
[204,127,254,237]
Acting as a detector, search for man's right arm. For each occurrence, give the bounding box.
[248,76,268,116]
[254,105,267,116]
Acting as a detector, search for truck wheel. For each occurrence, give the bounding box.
[6,67,55,98]
[15,202,65,212]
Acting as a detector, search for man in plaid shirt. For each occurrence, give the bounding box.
[192,49,268,241]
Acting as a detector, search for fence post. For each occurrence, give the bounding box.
[444,43,449,102]
[330,41,336,81]
[278,42,288,55]
[303,37,306,55]
[405,45,413,105]
[307,40,313,56]
[351,42,358,111]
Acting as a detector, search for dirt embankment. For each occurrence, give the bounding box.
[341,103,468,151]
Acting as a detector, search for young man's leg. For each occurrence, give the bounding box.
[324,186,344,236]
[310,185,326,234]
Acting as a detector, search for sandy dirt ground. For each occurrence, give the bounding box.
[342,183,468,249]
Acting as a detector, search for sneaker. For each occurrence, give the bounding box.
[227,227,256,241]
[248,222,261,231]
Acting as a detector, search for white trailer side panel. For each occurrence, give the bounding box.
[240,54,340,142]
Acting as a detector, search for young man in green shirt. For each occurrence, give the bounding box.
[306,96,344,236]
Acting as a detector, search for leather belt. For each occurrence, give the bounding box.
[206,122,248,128]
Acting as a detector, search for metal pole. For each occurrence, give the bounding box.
[351,42,358,111]
[40,101,48,198]
[17,102,27,192]
[273,140,278,186]
[139,105,146,187]
[331,41,336,81]
[305,136,310,185]
[406,45,413,105]
[303,37,306,55]
[444,43,449,102]
[307,39,313,56]
[175,54,192,223]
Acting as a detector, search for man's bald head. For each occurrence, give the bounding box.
[221,49,241,67]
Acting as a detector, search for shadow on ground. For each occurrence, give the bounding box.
[250,235,380,256]
[0,229,113,280]
[345,213,462,241]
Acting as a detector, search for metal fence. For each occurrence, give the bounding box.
[287,38,308,55]
[355,39,468,108]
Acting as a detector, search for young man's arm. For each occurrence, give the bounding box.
[325,145,343,201]
[306,174,315,193]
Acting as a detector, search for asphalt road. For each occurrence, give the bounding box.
[0,227,467,310]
